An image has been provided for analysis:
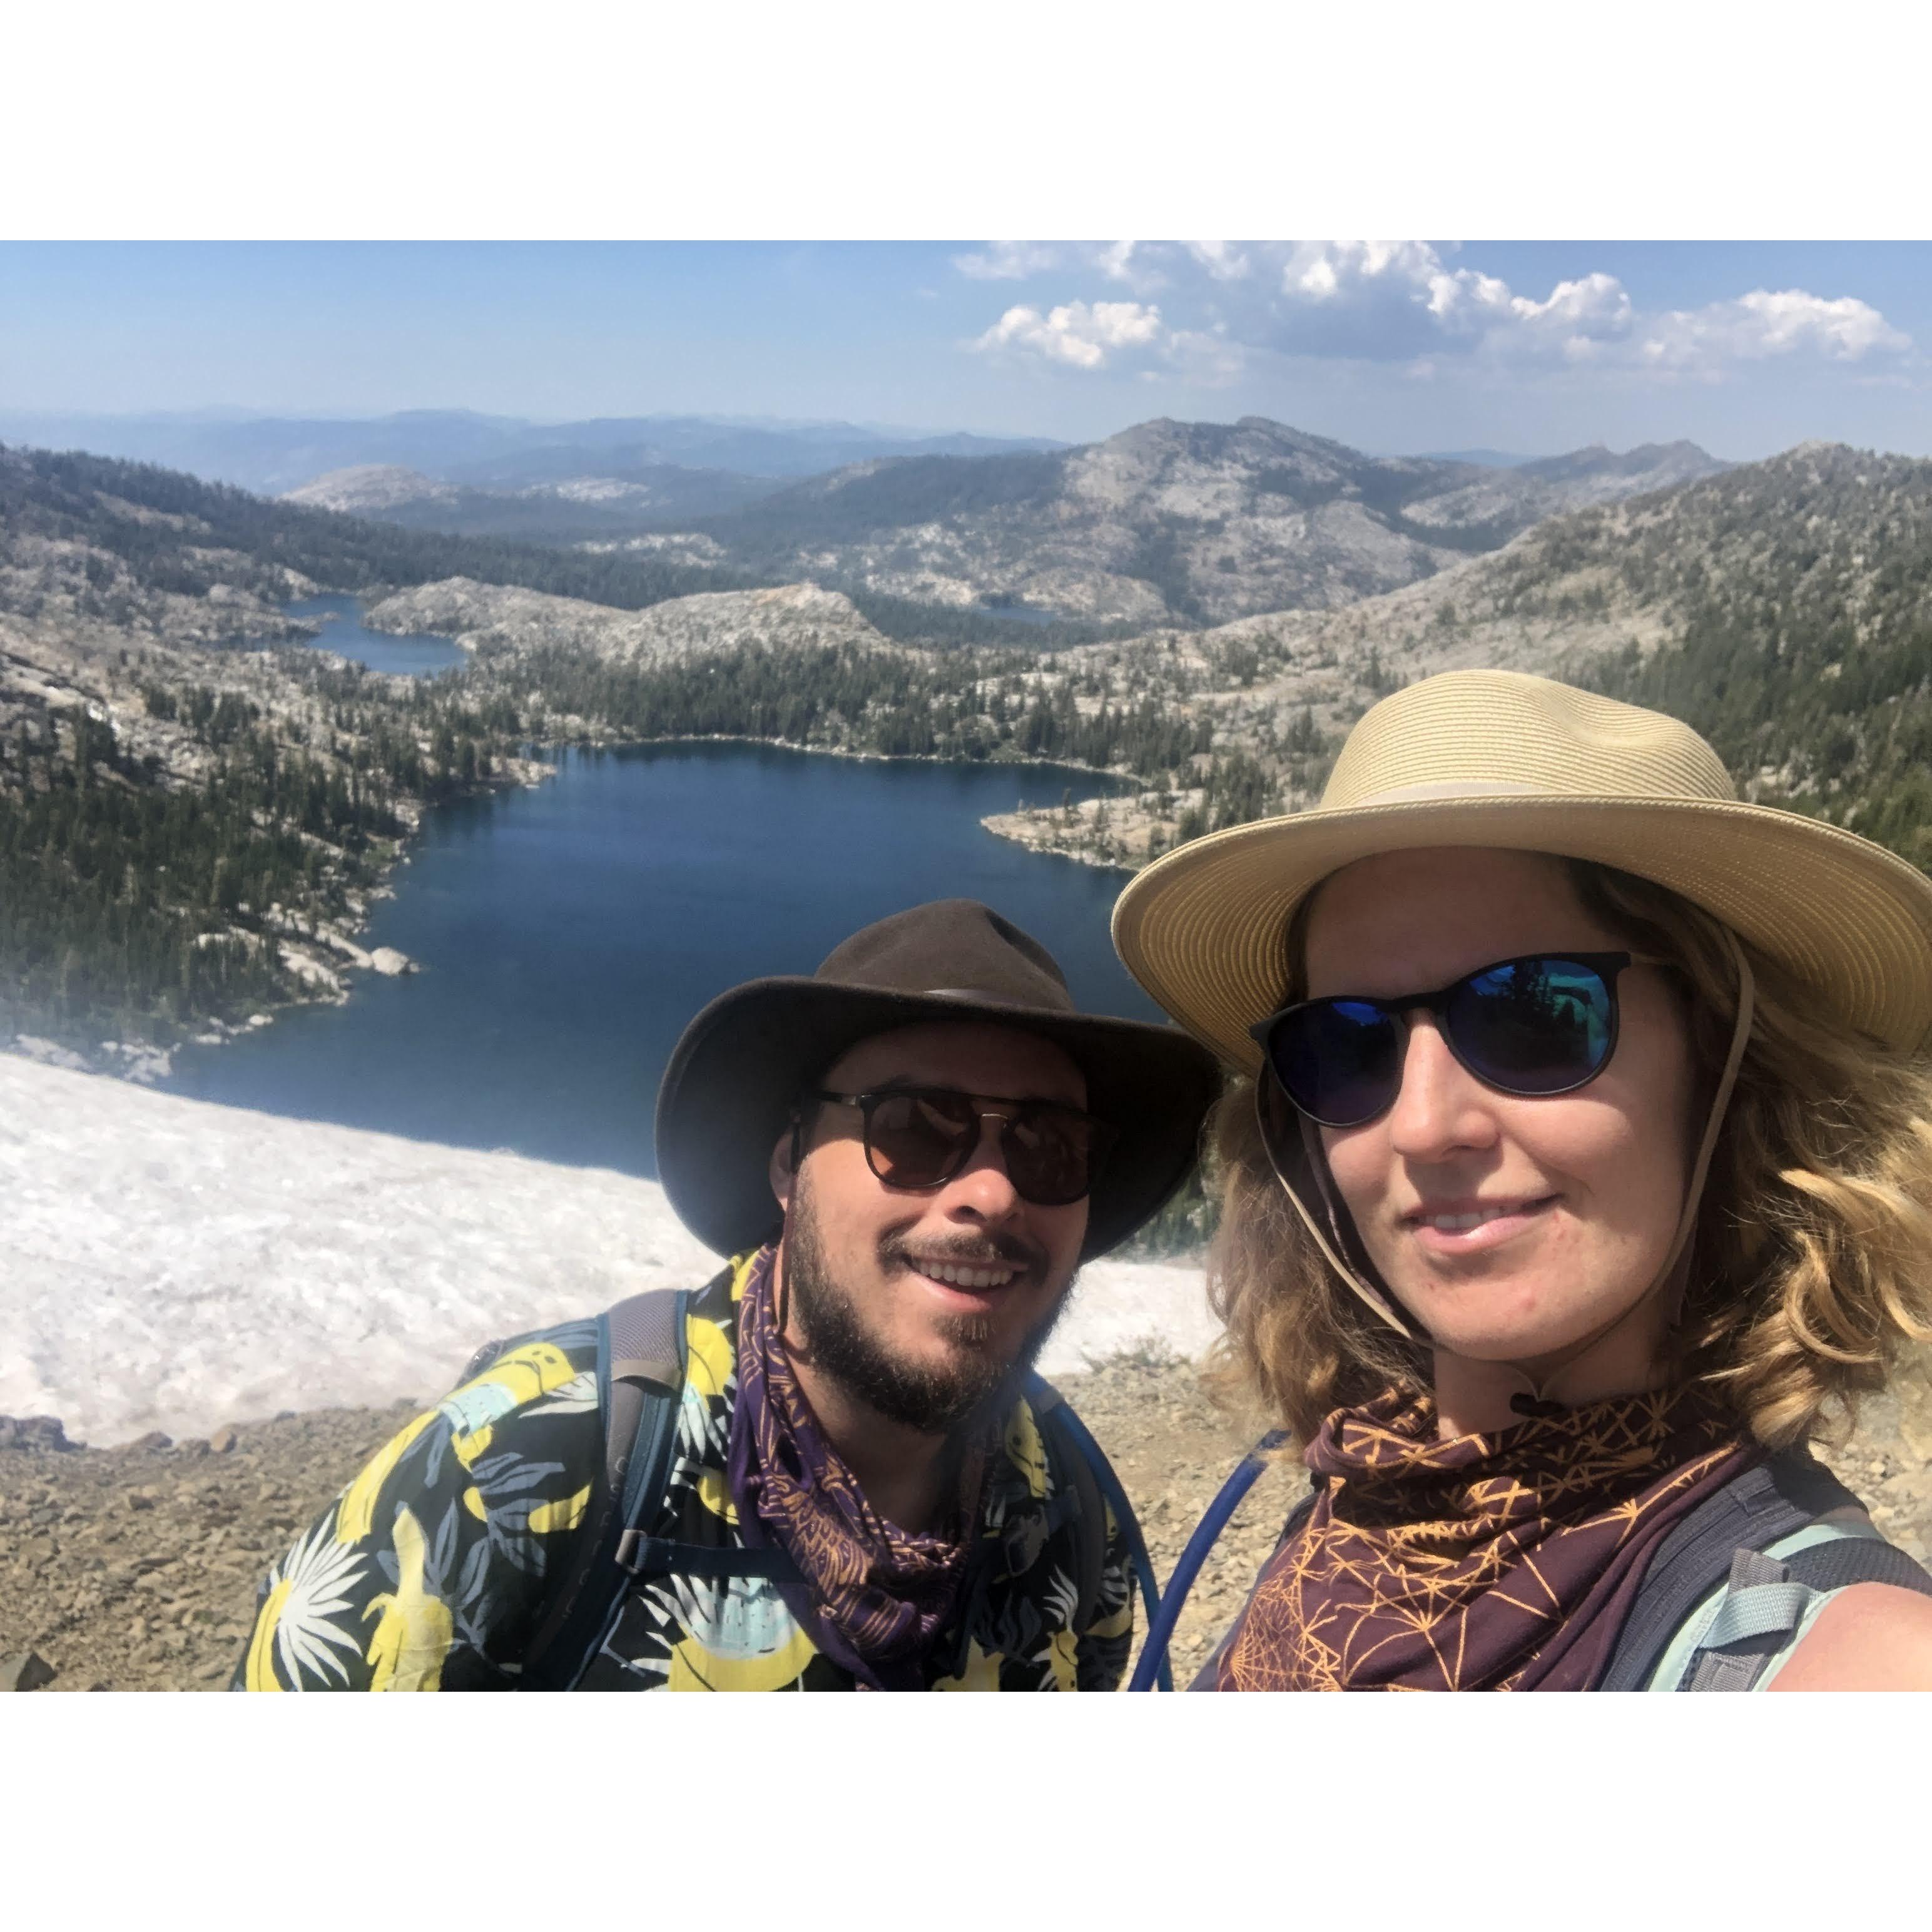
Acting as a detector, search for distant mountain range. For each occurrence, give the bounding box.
[0,409,1065,496]
[0,407,1729,636]
[282,462,781,539]
[272,418,1727,628]
[665,420,1727,626]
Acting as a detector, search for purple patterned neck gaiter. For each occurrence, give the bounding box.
[726,1246,980,1691]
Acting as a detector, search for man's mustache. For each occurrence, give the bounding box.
[881,1229,1049,1273]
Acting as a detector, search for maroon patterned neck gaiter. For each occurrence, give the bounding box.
[726,1246,980,1691]
[1218,1384,1757,1692]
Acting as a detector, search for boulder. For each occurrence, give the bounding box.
[0,1415,75,1452]
[209,1425,240,1455]
[369,947,414,976]
[128,1431,173,1453]
[0,1652,56,1692]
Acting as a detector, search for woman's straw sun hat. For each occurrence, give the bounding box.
[1112,668,1932,1069]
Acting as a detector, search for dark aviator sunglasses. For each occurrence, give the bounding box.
[802,1085,1118,1207]
[1251,952,1663,1130]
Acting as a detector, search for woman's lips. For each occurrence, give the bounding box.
[1403,1196,1558,1256]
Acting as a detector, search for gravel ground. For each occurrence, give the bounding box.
[3,1353,1927,1694]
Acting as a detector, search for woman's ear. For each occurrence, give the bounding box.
[769,1118,800,1214]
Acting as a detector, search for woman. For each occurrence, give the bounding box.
[1114,668,1932,1690]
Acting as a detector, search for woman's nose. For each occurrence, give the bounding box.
[1384,1014,1498,1159]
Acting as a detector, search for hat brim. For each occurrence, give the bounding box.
[653,980,1222,1261]
[1113,793,1932,1070]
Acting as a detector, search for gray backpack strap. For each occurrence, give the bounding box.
[602,1289,687,1503]
[1682,1547,1811,1691]
[516,1288,689,1692]
[1597,1450,1853,1692]
[1680,1532,1932,1692]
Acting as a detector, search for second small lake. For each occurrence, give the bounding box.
[283,593,468,676]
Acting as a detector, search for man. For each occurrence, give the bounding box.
[234,900,1219,1691]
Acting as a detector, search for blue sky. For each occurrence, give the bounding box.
[4,240,1930,460]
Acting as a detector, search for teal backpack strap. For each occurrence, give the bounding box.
[1597,1449,1850,1691]
[1025,1373,1171,1692]
[1678,1532,1932,1692]
[515,1288,689,1692]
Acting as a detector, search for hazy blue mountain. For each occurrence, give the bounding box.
[284,460,786,539]
[0,409,1064,496]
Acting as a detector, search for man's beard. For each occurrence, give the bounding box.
[780,1175,1072,1436]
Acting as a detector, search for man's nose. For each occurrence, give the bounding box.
[1384,1014,1498,1160]
[939,1112,1025,1218]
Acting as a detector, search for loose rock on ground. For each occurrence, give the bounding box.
[2,1352,1926,1692]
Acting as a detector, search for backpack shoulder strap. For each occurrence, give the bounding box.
[1025,1373,1170,1691]
[515,1287,689,1692]
[1676,1529,1932,1691]
[1599,1448,1874,1693]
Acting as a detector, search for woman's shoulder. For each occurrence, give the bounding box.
[1767,1582,1932,1690]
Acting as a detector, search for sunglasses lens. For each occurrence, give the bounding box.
[863,1091,978,1187]
[859,1091,1107,1204]
[1450,958,1614,1094]
[1000,1106,1106,1206]
[1269,1000,1401,1126]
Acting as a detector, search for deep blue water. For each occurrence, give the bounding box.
[160,741,1147,1175]
[282,593,468,676]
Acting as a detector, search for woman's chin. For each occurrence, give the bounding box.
[1409,1289,1631,1373]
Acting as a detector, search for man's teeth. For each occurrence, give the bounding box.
[916,1261,1017,1289]
[1425,1204,1522,1232]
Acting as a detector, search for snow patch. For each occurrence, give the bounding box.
[0,1056,1218,1446]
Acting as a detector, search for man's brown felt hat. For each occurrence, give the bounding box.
[654,898,1221,1261]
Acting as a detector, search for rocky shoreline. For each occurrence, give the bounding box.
[4,1350,1926,1693]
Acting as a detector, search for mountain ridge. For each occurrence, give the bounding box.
[674,415,1728,626]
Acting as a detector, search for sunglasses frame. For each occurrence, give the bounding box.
[1251,951,1660,1129]
[800,1084,1118,1207]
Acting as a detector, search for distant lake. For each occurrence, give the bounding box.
[976,604,1063,627]
[160,740,1148,1176]
[280,593,467,676]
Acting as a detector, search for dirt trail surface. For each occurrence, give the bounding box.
[5,1351,1926,1694]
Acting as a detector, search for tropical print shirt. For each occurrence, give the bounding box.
[233,1254,1134,1691]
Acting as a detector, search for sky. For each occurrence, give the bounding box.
[4,240,1931,461]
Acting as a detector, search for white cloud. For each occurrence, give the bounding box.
[1642,289,1911,372]
[973,299,1169,371]
[957,240,1914,384]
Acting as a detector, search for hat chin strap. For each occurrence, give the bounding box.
[1262,930,1756,1420]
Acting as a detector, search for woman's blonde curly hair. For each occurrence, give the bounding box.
[1205,856,1932,1449]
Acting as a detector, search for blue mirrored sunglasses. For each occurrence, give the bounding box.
[1251,952,1657,1129]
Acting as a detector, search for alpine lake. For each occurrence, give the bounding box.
[158,597,1157,1174]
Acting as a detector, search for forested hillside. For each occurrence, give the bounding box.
[1557,445,1932,870]
[0,649,526,1055]
[0,444,745,623]
[984,442,1932,880]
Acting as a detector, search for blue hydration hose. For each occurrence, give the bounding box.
[1039,1393,1176,1692]
[1127,1431,1288,1692]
